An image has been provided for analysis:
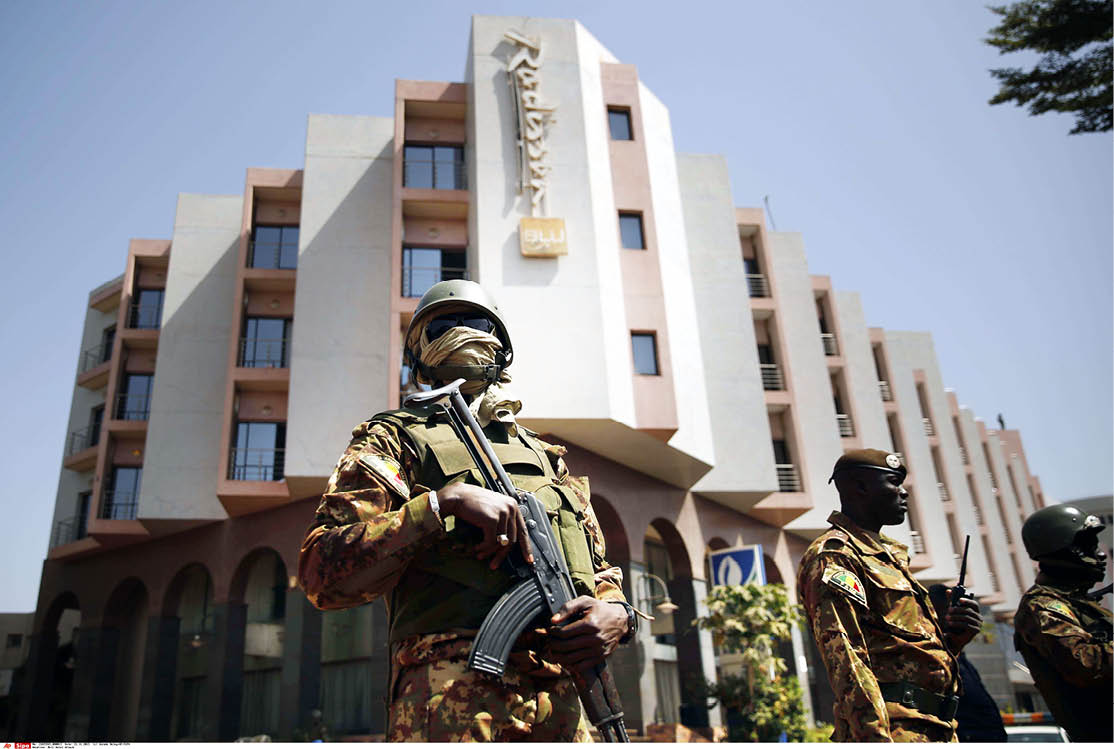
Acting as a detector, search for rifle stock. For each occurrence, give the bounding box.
[405,379,629,742]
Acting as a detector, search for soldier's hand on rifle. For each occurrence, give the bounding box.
[437,483,533,570]
[547,596,629,670]
[944,589,982,651]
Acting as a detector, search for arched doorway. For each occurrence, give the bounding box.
[232,548,286,738]
[102,577,149,739]
[21,592,81,740]
[165,564,214,741]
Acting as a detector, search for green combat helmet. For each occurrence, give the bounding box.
[1021,504,1107,582]
[403,279,513,385]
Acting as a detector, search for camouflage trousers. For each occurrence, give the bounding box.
[387,645,591,742]
[887,718,958,743]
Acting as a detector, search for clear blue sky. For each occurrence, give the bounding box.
[0,1,1109,612]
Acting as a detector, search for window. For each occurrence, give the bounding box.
[756,344,774,365]
[631,333,659,375]
[231,422,286,481]
[77,491,90,539]
[103,466,141,519]
[618,212,645,249]
[6,633,21,649]
[241,318,292,368]
[116,374,153,420]
[772,439,791,465]
[130,289,164,329]
[743,257,761,275]
[100,324,116,363]
[607,107,632,140]
[403,145,466,190]
[401,247,467,298]
[89,404,104,447]
[250,225,299,270]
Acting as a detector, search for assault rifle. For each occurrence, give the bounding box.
[404,378,629,742]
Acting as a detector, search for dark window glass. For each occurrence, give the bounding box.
[100,325,116,363]
[130,289,164,329]
[250,225,299,269]
[89,405,104,446]
[631,333,659,375]
[402,247,467,298]
[619,212,645,249]
[772,439,791,465]
[104,466,141,519]
[743,257,760,275]
[231,422,286,481]
[608,108,632,140]
[403,145,466,190]
[116,374,153,420]
[241,318,291,367]
[756,344,774,365]
[77,491,90,539]
[6,634,21,648]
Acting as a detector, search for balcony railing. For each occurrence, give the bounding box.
[239,338,289,368]
[821,333,839,356]
[51,517,86,547]
[760,363,784,391]
[115,393,151,421]
[79,341,113,373]
[878,380,892,401]
[229,448,286,481]
[746,274,769,298]
[403,158,467,190]
[128,301,162,329]
[402,265,469,299]
[988,571,1000,593]
[922,417,935,437]
[988,471,999,490]
[909,530,926,554]
[99,491,138,520]
[958,446,969,465]
[836,413,855,438]
[66,425,100,456]
[249,240,298,270]
[775,464,801,492]
[937,482,950,503]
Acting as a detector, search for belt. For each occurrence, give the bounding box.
[879,681,959,722]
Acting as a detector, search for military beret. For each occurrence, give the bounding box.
[828,448,907,484]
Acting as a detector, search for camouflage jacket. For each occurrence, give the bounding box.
[297,414,627,664]
[796,511,958,742]
[1013,575,1112,741]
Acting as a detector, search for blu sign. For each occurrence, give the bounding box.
[709,545,766,587]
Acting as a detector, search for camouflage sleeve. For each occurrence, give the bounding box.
[298,419,444,610]
[540,437,626,603]
[1016,596,1113,687]
[800,551,891,742]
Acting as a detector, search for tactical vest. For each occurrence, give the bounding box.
[374,406,597,643]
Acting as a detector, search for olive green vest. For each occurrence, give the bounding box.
[374,405,597,643]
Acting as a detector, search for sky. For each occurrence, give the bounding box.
[0,1,1109,613]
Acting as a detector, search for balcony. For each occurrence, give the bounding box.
[79,341,113,373]
[51,516,86,548]
[239,338,289,368]
[878,380,893,401]
[66,425,100,456]
[401,264,469,299]
[988,571,1000,593]
[114,392,151,421]
[836,413,855,438]
[909,530,926,554]
[821,333,839,357]
[128,301,162,330]
[228,448,286,482]
[937,482,950,503]
[99,491,138,520]
[922,417,935,437]
[248,240,298,270]
[403,153,467,191]
[760,364,785,391]
[988,471,999,491]
[746,274,769,298]
[959,446,969,465]
[775,464,802,492]
[973,503,983,525]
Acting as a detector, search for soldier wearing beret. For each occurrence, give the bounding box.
[796,449,983,742]
[297,280,636,741]
[1014,504,1112,742]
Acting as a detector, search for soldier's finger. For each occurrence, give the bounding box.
[549,617,594,638]
[515,506,533,564]
[552,596,594,623]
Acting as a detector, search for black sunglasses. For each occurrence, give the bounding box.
[426,313,496,341]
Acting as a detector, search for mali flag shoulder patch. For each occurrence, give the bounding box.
[822,565,868,608]
[1045,600,1077,622]
[357,453,410,498]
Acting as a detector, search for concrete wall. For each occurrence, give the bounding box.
[832,291,891,450]
[284,114,396,495]
[980,423,1036,589]
[678,153,777,506]
[141,194,241,521]
[771,233,842,536]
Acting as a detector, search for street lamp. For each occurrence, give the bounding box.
[640,572,680,614]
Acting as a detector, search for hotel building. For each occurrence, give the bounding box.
[16,15,1049,740]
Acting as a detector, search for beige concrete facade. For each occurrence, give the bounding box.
[22,14,1053,742]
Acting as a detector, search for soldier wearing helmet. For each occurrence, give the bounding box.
[297,280,635,741]
[796,449,983,742]
[1014,504,1112,742]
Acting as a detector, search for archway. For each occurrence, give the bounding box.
[21,592,81,740]
[164,563,214,741]
[102,577,148,740]
[231,548,287,738]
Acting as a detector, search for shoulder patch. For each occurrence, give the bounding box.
[822,565,868,608]
[1045,600,1078,622]
[357,453,410,498]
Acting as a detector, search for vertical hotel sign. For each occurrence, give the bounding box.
[505,29,567,257]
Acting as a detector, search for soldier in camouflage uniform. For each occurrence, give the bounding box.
[1014,504,1112,742]
[298,280,636,742]
[796,449,983,742]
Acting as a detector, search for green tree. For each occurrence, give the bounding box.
[692,583,811,742]
[985,0,1112,133]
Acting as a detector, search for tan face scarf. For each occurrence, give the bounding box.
[410,325,522,435]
